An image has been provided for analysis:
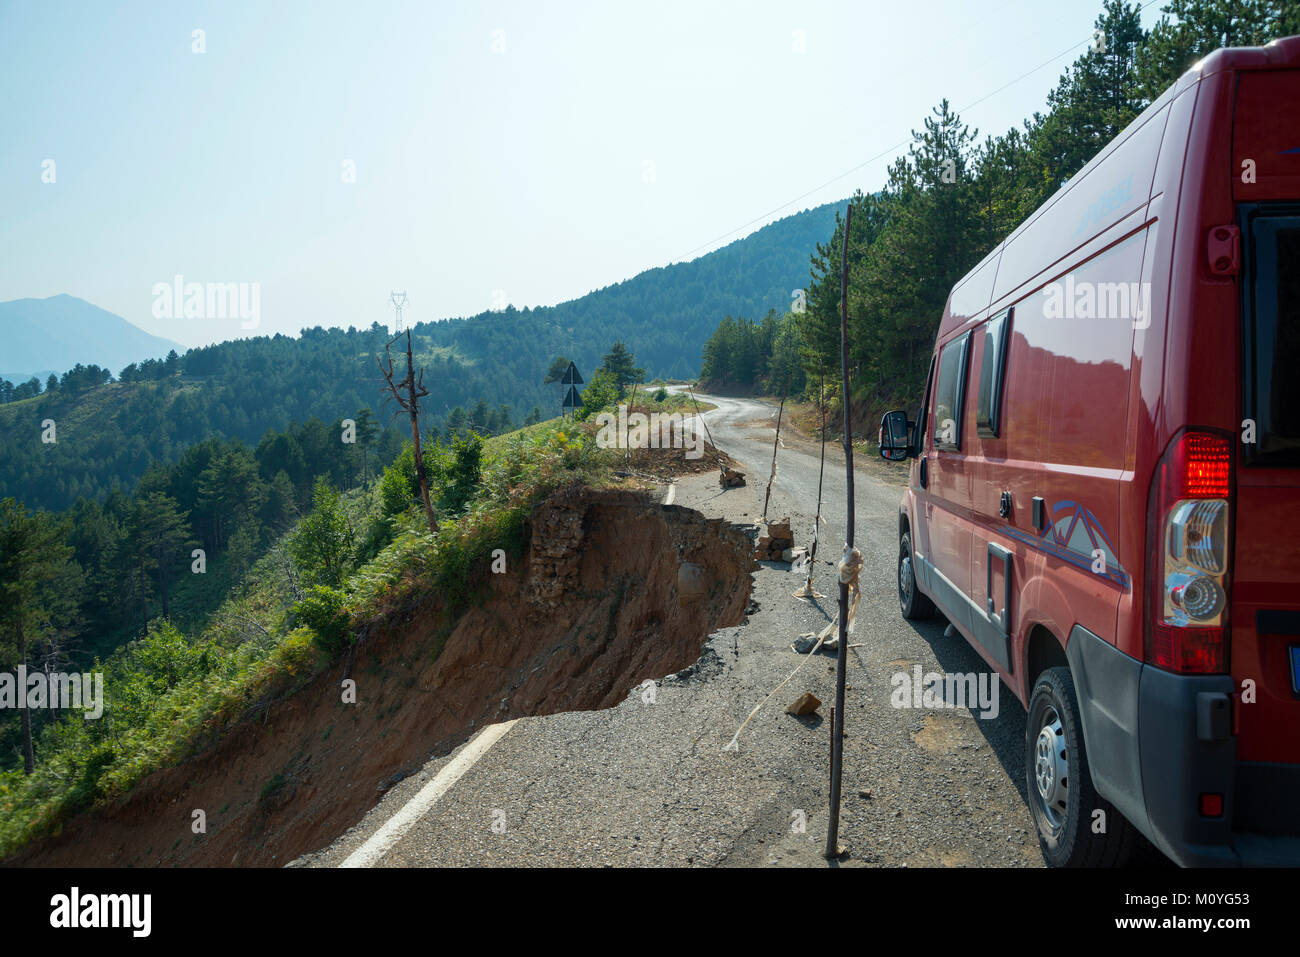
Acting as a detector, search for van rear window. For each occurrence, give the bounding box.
[1242,206,1300,467]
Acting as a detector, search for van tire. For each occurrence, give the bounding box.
[1026,666,1136,867]
[898,531,935,620]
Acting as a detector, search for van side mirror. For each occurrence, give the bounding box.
[878,410,912,461]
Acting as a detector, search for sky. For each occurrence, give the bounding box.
[0,0,1153,349]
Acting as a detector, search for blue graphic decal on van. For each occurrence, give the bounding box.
[1005,500,1131,590]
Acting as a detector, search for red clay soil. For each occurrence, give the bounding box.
[10,487,754,867]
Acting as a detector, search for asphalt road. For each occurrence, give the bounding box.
[294,392,1044,868]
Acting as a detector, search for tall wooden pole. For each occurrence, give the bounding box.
[826,203,853,859]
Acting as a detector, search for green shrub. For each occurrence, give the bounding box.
[289,479,355,587]
[378,465,412,517]
[354,514,396,566]
[379,442,450,516]
[292,585,352,658]
[441,433,484,515]
[576,368,619,421]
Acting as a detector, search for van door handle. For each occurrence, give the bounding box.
[987,543,1012,638]
[999,491,1012,518]
[919,456,928,489]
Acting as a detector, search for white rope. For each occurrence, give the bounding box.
[723,629,829,752]
[724,545,863,751]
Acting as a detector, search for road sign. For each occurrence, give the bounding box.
[560,362,584,386]
[562,385,581,409]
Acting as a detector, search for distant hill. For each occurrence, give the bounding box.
[0,295,181,381]
[0,201,845,510]
[416,200,844,382]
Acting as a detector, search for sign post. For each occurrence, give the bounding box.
[560,363,584,418]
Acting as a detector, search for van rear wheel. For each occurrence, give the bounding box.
[1026,666,1136,867]
[898,531,935,620]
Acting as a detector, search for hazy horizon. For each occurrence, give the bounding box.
[2,0,1138,349]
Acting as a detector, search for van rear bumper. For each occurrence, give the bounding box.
[1067,625,1300,867]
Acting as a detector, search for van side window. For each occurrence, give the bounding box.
[976,309,1012,438]
[933,332,970,451]
[917,356,935,450]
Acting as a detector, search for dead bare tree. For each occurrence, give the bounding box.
[378,329,439,535]
[273,541,303,603]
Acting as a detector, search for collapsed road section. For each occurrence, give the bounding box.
[11,486,755,867]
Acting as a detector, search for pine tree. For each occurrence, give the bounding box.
[469,399,491,434]
[600,342,645,397]
[543,356,572,383]
[1137,0,1287,101]
[446,406,468,435]
[0,498,81,773]
[1032,1,1148,200]
[352,408,379,482]
[127,492,191,620]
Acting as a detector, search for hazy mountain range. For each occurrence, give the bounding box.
[2,202,843,387]
[0,295,182,382]
[0,200,846,510]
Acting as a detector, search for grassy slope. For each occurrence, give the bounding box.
[0,395,689,859]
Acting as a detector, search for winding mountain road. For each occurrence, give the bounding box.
[295,392,1044,868]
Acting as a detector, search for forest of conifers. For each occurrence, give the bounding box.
[697,0,1299,424]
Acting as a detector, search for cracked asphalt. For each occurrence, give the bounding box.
[293,393,1044,868]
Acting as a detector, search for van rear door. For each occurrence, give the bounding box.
[1232,67,1300,801]
[1235,201,1300,786]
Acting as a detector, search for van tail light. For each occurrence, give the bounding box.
[1146,430,1233,674]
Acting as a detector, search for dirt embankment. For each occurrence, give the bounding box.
[12,487,755,867]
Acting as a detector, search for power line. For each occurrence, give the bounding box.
[666,0,1164,265]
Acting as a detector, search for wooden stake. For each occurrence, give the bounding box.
[807,360,828,592]
[761,374,791,524]
[625,377,639,460]
[686,385,726,475]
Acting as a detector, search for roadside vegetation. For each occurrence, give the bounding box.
[0,343,667,860]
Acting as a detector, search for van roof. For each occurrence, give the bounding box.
[935,34,1300,340]
[1188,33,1300,81]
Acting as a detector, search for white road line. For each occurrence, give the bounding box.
[339,719,519,868]
[664,483,676,506]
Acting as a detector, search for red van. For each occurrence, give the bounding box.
[878,36,1300,867]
